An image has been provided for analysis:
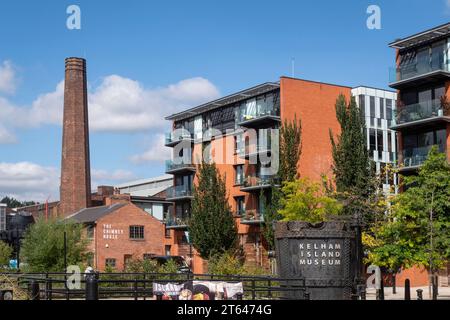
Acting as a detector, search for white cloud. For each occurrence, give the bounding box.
[0,162,59,202]
[91,168,137,191]
[91,169,136,182]
[0,60,17,95]
[0,125,16,144]
[130,133,171,164]
[0,71,220,143]
[88,75,219,132]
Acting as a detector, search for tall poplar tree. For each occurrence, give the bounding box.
[189,162,237,259]
[329,94,376,221]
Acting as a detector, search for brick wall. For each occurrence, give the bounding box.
[90,202,165,271]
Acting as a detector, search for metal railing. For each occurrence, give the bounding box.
[2,272,310,300]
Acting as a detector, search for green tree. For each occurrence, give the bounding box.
[262,116,302,250]
[279,116,302,183]
[1,196,36,208]
[189,162,238,259]
[20,218,88,272]
[0,241,13,268]
[369,146,450,271]
[279,178,342,223]
[329,94,379,224]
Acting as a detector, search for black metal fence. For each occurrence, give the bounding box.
[2,272,310,300]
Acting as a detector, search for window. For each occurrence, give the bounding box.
[386,99,393,121]
[380,98,385,119]
[105,258,116,268]
[0,206,6,232]
[235,197,245,216]
[370,96,375,117]
[86,225,94,239]
[165,245,171,256]
[377,130,383,152]
[129,225,144,240]
[165,227,171,238]
[369,129,376,152]
[235,134,244,155]
[234,165,244,185]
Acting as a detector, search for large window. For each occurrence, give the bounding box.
[129,225,145,240]
[370,96,376,117]
[0,206,6,232]
[235,165,244,185]
[235,196,245,216]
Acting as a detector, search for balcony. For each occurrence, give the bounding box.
[393,99,450,130]
[238,107,280,128]
[389,62,450,89]
[164,215,189,230]
[399,145,445,172]
[240,175,278,192]
[165,131,194,147]
[239,209,264,225]
[166,185,194,201]
[165,159,196,175]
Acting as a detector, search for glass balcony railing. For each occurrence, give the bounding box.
[241,174,278,191]
[396,99,446,124]
[240,209,264,224]
[238,105,280,126]
[164,215,190,229]
[389,61,449,84]
[165,159,195,173]
[401,145,445,168]
[166,185,194,199]
[165,131,193,146]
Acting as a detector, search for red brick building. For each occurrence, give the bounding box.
[66,195,165,271]
[164,77,353,273]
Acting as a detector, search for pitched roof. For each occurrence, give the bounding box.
[65,203,127,223]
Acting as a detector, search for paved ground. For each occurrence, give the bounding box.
[366,286,450,300]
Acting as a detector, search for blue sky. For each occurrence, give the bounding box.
[0,0,449,201]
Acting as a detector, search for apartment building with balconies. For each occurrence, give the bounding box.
[388,23,450,287]
[164,77,354,273]
[389,23,450,175]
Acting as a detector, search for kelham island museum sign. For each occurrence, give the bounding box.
[274,217,364,300]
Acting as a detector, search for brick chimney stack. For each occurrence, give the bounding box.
[59,57,91,217]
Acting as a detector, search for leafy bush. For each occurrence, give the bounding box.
[279,178,342,223]
[20,218,88,272]
[0,241,13,270]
